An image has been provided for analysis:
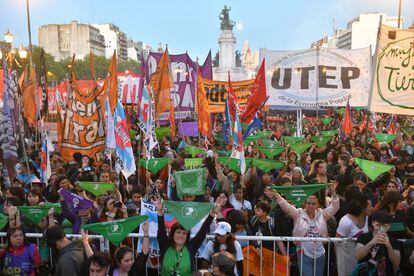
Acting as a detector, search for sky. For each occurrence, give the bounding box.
[0,0,413,61]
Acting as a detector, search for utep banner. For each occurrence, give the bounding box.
[370,25,414,115]
[146,52,197,121]
[260,47,371,107]
[58,80,106,162]
[203,78,255,113]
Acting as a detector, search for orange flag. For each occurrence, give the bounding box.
[169,102,176,139]
[103,51,117,114]
[197,72,212,138]
[150,48,173,119]
[20,66,37,127]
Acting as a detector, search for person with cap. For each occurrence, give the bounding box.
[44,225,86,276]
[201,221,243,276]
[211,251,237,276]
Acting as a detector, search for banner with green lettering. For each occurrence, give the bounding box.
[271,184,327,207]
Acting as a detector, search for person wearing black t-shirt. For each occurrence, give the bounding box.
[355,211,401,276]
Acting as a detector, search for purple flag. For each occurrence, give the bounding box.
[200,50,213,80]
[59,188,94,211]
[178,122,199,137]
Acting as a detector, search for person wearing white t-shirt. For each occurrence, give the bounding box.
[229,186,252,211]
[201,222,243,276]
[336,194,373,276]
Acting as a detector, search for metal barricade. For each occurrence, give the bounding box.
[0,232,357,276]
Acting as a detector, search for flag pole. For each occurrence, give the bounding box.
[364,17,382,151]
[398,0,402,28]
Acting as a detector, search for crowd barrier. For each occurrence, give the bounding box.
[0,233,358,276]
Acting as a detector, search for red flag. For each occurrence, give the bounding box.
[342,100,353,135]
[240,60,267,123]
[227,72,239,120]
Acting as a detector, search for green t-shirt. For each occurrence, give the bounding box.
[161,246,191,276]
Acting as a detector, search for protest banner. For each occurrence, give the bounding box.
[261,47,371,107]
[369,25,414,115]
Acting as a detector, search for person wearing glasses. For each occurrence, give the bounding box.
[265,182,339,276]
[152,195,222,276]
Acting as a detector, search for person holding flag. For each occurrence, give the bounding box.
[265,182,339,276]
[152,195,223,276]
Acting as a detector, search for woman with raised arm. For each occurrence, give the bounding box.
[265,182,340,276]
[153,195,221,276]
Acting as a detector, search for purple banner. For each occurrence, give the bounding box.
[200,50,213,80]
[178,122,199,137]
[146,52,197,122]
[59,188,94,211]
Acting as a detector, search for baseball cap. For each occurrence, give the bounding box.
[214,222,231,235]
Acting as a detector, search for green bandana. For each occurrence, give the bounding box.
[78,182,115,196]
[337,108,345,115]
[173,168,206,198]
[374,133,396,143]
[164,201,214,230]
[81,215,148,245]
[138,158,170,174]
[130,130,138,140]
[161,247,191,276]
[252,159,285,172]
[185,145,205,158]
[271,184,327,207]
[320,130,338,137]
[217,150,231,157]
[0,213,8,230]
[355,158,394,181]
[155,127,170,140]
[290,143,312,155]
[283,136,305,145]
[261,139,281,148]
[18,206,55,224]
[257,146,285,159]
[311,136,331,148]
[218,157,253,174]
[401,126,414,137]
[184,158,203,169]
[320,117,334,125]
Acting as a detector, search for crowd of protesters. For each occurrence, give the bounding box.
[2,107,414,276]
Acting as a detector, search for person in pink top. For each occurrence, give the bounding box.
[265,183,339,276]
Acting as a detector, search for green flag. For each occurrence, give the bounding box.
[218,157,253,174]
[311,136,331,148]
[401,126,414,136]
[320,117,334,125]
[252,159,285,172]
[374,133,396,143]
[18,206,56,224]
[173,168,206,198]
[155,127,170,140]
[271,184,327,207]
[218,150,231,157]
[82,215,148,245]
[44,202,62,215]
[138,158,170,174]
[337,108,345,115]
[262,139,281,148]
[130,130,138,140]
[184,158,203,169]
[0,213,8,230]
[164,201,215,230]
[185,145,205,158]
[320,130,338,137]
[355,158,394,181]
[290,143,312,155]
[257,146,285,159]
[78,182,115,196]
[244,135,262,144]
[283,136,304,145]
[259,130,273,138]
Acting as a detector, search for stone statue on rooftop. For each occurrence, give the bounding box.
[219,5,235,30]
